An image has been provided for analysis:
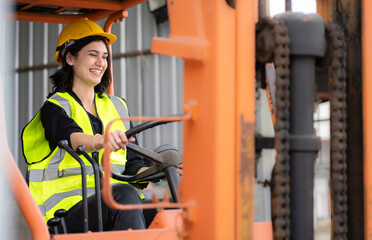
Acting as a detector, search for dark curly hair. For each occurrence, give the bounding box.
[48,36,112,98]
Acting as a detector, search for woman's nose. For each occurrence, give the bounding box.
[96,57,104,66]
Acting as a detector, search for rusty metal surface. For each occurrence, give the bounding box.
[256,17,291,240]
[240,119,255,240]
[271,18,291,240]
[317,1,364,239]
[325,1,364,239]
[336,2,364,240]
[325,22,348,240]
[256,11,350,240]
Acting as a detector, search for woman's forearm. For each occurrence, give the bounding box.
[70,130,133,152]
[70,132,103,152]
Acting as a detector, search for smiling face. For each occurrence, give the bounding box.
[67,40,108,88]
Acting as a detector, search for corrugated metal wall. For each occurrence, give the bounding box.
[14,3,184,175]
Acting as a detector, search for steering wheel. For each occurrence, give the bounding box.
[111,120,182,203]
[57,119,182,233]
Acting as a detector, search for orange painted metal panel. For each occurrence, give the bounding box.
[363,0,372,239]
[52,228,179,240]
[151,0,208,61]
[148,209,184,230]
[152,0,256,239]
[253,222,273,240]
[235,0,256,239]
[9,10,116,24]
[52,210,184,240]
[151,37,208,61]
[50,221,273,240]
[10,0,146,24]
[14,0,146,11]
[19,3,35,10]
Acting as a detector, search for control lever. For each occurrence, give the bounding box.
[54,209,68,234]
[76,145,103,232]
[58,140,89,233]
[47,217,60,235]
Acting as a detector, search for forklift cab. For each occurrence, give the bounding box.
[6,0,188,238]
[1,0,270,239]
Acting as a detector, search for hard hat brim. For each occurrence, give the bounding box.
[54,32,117,66]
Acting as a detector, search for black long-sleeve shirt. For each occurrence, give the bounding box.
[40,91,149,175]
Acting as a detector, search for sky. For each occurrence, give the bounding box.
[269,0,317,16]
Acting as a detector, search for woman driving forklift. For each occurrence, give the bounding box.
[22,18,150,233]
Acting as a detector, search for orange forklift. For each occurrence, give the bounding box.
[1,0,372,239]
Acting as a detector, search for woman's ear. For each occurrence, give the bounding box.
[65,52,74,66]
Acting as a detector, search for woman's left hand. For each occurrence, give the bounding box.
[176,163,183,177]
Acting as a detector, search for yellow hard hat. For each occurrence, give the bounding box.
[55,18,117,65]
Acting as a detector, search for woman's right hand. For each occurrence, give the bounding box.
[92,130,135,152]
[107,129,135,151]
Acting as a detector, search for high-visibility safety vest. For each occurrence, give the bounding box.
[22,91,131,222]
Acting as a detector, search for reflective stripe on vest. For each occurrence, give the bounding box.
[108,95,130,130]
[28,148,66,182]
[29,163,125,182]
[23,92,130,220]
[49,94,71,117]
[44,187,96,212]
[37,187,96,220]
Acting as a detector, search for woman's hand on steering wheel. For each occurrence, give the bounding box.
[92,130,135,152]
[176,163,183,177]
[109,129,135,151]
